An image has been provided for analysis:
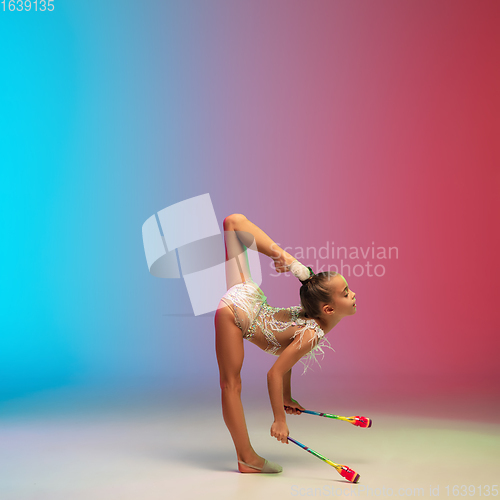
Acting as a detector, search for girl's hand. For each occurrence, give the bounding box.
[284,398,305,415]
[270,420,289,444]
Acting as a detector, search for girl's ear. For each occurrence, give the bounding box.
[323,303,335,315]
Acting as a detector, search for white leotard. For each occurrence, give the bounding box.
[219,278,333,373]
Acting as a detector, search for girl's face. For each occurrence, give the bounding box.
[329,274,356,317]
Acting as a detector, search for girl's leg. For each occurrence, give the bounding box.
[223,217,252,289]
[215,306,265,471]
[217,213,289,472]
[223,214,295,289]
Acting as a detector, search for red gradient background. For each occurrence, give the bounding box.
[169,0,500,409]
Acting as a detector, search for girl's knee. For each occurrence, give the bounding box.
[223,214,246,230]
[220,375,242,393]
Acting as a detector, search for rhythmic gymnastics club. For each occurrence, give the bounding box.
[287,436,360,483]
[300,410,372,428]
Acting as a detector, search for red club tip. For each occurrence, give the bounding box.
[353,416,372,428]
[340,466,360,483]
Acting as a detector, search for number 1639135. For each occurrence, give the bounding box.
[1,1,54,11]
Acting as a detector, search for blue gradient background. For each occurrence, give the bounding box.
[1,1,499,414]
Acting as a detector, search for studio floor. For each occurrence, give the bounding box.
[1,385,499,500]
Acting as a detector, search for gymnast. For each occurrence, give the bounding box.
[215,214,356,474]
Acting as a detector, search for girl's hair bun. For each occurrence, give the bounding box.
[299,267,315,284]
[288,260,313,281]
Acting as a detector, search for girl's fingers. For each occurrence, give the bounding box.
[273,433,287,443]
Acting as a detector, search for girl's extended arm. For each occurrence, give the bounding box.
[267,329,318,443]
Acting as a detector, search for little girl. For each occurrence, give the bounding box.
[215,214,357,474]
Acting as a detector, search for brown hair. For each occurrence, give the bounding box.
[299,271,338,319]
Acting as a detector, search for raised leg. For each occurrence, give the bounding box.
[214,305,266,472]
[223,214,295,289]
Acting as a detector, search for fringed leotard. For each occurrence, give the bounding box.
[219,278,333,373]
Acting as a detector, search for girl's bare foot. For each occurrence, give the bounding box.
[273,251,296,273]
